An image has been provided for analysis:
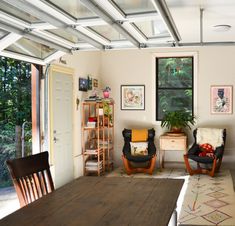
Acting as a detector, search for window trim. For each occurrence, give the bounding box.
[152,51,198,123]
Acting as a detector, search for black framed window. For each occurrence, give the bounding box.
[156,56,194,121]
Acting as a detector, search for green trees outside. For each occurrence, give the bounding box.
[157,57,193,120]
[0,56,32,187]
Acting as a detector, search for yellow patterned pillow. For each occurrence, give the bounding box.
[130,142,148,156]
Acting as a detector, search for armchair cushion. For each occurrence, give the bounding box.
[197,128,224,149]
[131,129,148,142]
[130,142,148,156]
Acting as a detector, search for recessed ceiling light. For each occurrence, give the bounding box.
[213,24,231,32]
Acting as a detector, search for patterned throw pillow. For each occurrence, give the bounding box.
[199,143,215,158]
[130,142,148,156]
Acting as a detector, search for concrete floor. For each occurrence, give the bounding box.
[0,186,19,219]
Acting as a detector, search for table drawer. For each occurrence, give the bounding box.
[161,138,185,150]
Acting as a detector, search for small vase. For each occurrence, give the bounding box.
[103,91,109,98]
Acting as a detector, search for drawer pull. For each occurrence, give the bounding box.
[171,140,175,142]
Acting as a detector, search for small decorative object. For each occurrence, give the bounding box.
[79,77,88,91]
[161,110,195,133]
[87,75,92,90]
[103,86,111,98]
[211,85,233,114]
[93,78,98,88]
[121,85,145,110]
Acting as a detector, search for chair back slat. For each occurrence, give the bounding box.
[6,151,54,207]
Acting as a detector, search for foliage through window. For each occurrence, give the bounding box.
[156,57,193,121]
[0,56,32,187]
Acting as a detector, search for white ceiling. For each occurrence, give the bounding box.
[0,0,235,64]
[167,0,235,43]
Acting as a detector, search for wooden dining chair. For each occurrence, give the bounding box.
[6,151,54,207]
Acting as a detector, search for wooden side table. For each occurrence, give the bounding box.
[159,133,187,169]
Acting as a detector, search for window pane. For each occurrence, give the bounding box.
[88,25,125,41]
[158,57,193,88]
[134,20,169,38]
[157,89,193,120]
[45,0,97,19]
[113,0,155,14]
[6,38,56,59]
[0,29,8,39]
[0,2,41,23]
[47,29,81,43]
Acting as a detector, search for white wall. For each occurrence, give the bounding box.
[100,47,235,166]
[52,51,101,177]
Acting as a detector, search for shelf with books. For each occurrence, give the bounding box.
[82,100,114,176]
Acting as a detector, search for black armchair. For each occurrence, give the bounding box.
[184,128,226,177]
[122,128,157,175]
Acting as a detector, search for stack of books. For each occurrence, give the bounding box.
[85,160,103,171]
[85,149,97,154]
[86,122,96,128]
[84,96,102,102]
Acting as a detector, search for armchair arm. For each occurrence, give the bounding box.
[214,146,224,159]
[187,143,200,156]
[122,142,130,156]
[148,141,156,156]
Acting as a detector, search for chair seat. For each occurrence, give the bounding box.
[187,154,215,164]
[125,154,154,163]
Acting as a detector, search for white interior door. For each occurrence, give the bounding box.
[49,65,74,188]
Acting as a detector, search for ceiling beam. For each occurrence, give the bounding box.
[80,0,141,48]
[0,50,45,65]
[3,0,104,49]
[0,22,71,53]
[152,0,181,45]
[0,33,22,51]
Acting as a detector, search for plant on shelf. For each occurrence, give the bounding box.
[102,100,112,126]
[161,110,195,133]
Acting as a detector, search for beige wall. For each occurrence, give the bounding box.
[100,47,235,166]
[52,51,101,177]
[54,47,235,173]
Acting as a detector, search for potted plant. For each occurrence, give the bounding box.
[161,110,195,133]
[102,100,112,126]
[103,86,111,98]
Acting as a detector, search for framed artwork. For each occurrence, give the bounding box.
[93,79,98,88]
[211,85,233,114]
[79,77,88,91]
[121,85,145,110]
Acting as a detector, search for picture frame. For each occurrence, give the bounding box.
[79,77,88,91]
[93,79,98,88]
[121,85,145,110]
[211,85,233,114]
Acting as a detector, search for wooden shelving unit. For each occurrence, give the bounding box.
[82,100,114,176]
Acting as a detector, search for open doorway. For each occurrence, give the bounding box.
[0,56,39,218]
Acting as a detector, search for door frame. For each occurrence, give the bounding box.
[48,64,75,165]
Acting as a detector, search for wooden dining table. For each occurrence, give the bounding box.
[0,177,184,226]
